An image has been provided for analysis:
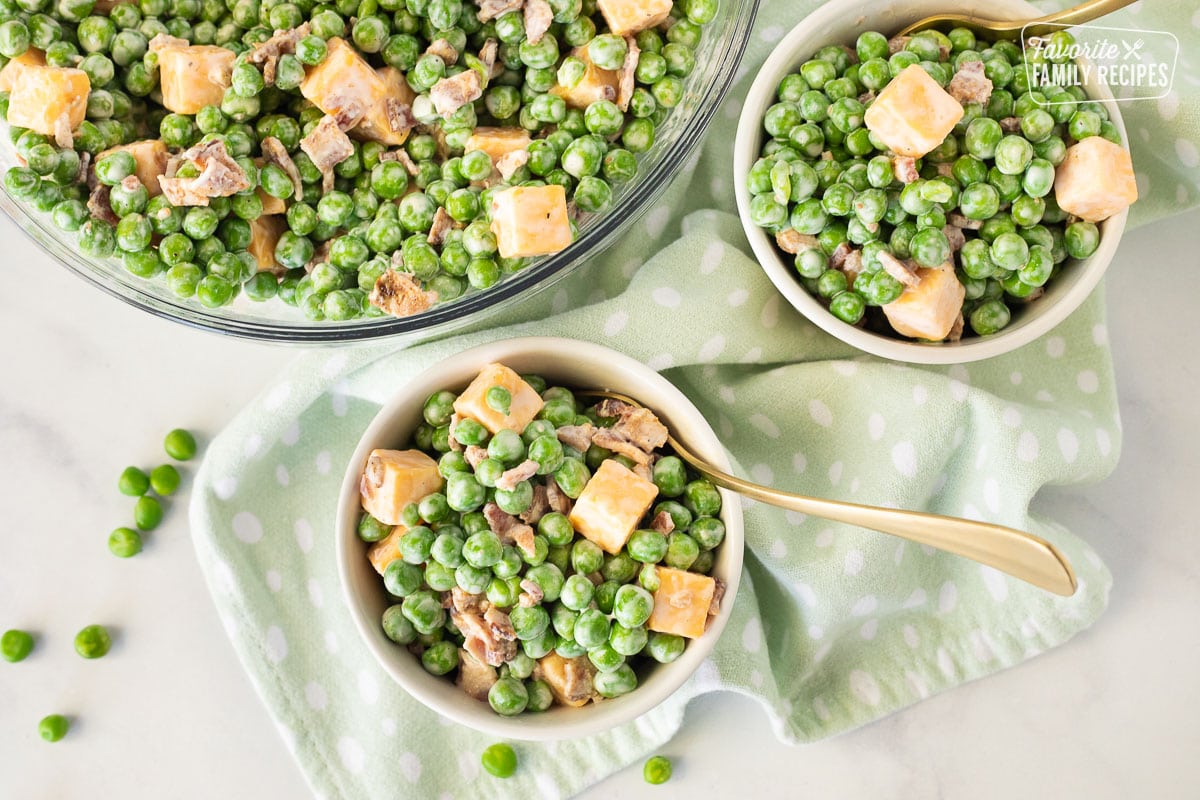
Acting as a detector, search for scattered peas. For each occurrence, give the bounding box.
[133,495,164,531]
[38,714,70,743]
[481,742,518,778]
[163,429,198,461]
[117,466,150,496]
[1,629,34,663]
[108,527,143,558]
[643,755,673,785]
[149,464,181,496]
[74,624,112,659]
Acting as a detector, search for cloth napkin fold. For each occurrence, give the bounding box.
[190,1,1199,798]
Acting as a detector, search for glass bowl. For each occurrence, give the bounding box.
[0,2,759,343]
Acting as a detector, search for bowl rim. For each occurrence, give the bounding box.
[0,0,761,345]
[334,336,745,740]
[732,0,1130,365]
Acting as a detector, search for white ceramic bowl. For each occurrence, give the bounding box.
[733,0,1130,364]
[335,337,744,740]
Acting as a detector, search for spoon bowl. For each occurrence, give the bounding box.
[895,0,1138,39]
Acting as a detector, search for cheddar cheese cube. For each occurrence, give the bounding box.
[864,64,964,158]
[6,65,89,137]
[98,139,169,196]
[359,449,443,525]
[452,362,544,435]
[464,127,531,162]
[1053,135,1137,223]
[882,260,966,341]
[596,0,673,36]
[535,652,597,707]
[647,566,716,639]
[256,187,287,216]
[248,214,287,274]
[157,43,235,114]
[489,184,573,259]
[367,526,406,575]
[0,49,45,92]
[569,459,659,554]
[550,46,619,110]
[300,38,411,146]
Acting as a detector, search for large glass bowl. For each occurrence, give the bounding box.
[0,3,759,343]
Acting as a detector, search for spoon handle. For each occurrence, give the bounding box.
[1026,0,1139,36]
[674,442,1078,596]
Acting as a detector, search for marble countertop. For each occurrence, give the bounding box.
[1,210,1197,799]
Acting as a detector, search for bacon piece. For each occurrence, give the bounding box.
[430,69,483,118]
[453,605,518,667]
[464,445,489,470]
[518,579,544,607]
[483,502,536,556]
[456,648,498,700]
[841,248,864,287]
[148,33,189,52]
[943,224,966,253]
[519,483,550,525]
[426,37,458,65]
[948,212,983,230]
[300,114,354,193]
[369,270,437,317]
[887,35,910,54]
[947,312,965,342]
[556,423,595,452]
[776,229,819,255]
[476,0,523,22]
[260,135,303,199]
[707,578,726,621]
[385,98,417,134]
[496,459,539,491]
[379,147,421,176]
[893,155,919,184]
[479,38,502,80]
[616,35,639,112]
[87,185,118,226]
[427,206,453,247]
[247,23,310,84]
[947,59,993,107]
[649,510,674,534]
[829,241,853,270]
[52,113,73,149]
[879,251,921,288]
[523,0,553,45]
[594,399,668,453]
[158,139,250,207]
[545,478,572,515]
[592,428,651,465]
[450,587,488,615]
[1000,116,1021,133]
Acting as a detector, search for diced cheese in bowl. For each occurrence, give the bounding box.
[98,140,169,196]
[6,64,89,138]
[359,449,442,525]
[882,259,966,341]
[647,567,716,639]
[156,43,235,114]
[864,64,964,159]
[452,362,544,435]
[367,526,406,575]
[597,0,673,36]
[1053,136,1138,223]
[569,459,660,554]
[464,127,532,163]
[489,184,574,259]
[550,47,619,110]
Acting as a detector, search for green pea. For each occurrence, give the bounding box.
[643,755,672,785]
[664,532,700,570]
[401,589,446,635]
[462,530,503,569]
[421,640,459,676]
[1064,221,1100,260]
[149,464,180,496]
[969,299,1011,335]
[382,604,417,645]
[573,608,610,649]
[118,466,150,496]
[383,559,422,597]
[526,564,565,603]
[2,629,35,663]
[495,481,533,515]
[38,714,69,743]
[646,631,685,664]
[481,742,518,777]
[689,517,726,551]
[74,624,112,659]
[594,662,638,697]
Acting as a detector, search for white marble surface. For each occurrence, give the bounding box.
[1,209,1197,800]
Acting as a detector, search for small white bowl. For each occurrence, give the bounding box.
[734,0,1130,364]
[335,337,744,740]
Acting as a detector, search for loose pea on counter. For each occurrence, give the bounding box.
[746,27,1138,342]
[0,0,718,322]
[358,361,728,715]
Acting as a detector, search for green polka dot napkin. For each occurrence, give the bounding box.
[190,2,1199,798]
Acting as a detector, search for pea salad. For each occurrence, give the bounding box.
[745,27,1138,342]
[0,0,718,321]
[356,362,727,716]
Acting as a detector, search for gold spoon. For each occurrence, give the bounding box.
[583,390,1077,596]
[896,0,1137,40]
